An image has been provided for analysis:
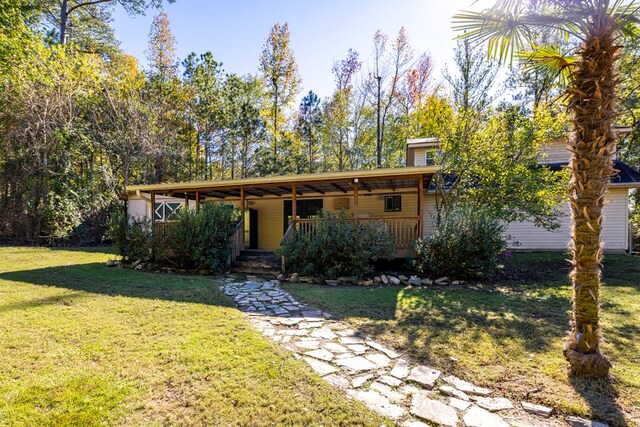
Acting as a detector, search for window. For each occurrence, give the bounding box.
[425,149,441,166]
[154,201,183,221]
[384,195,402,212]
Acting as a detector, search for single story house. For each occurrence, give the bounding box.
[125,136,640,258]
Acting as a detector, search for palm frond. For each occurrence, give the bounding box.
[516,44,577,86]
[453,7,581,64]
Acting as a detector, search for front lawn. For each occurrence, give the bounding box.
[283,252,640,426]
[0,246,384,426]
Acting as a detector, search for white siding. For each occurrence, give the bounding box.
[413,148,427,166]
[421,189,629,253]
[504,188,629,252]
[127,194,196,221]
[539,141,570,164]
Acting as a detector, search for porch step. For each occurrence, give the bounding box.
[230,250,281,275]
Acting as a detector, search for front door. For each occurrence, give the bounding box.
[283,199,323,233]
[249,208,259,249]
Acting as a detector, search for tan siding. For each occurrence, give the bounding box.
[249,198,284,250]
[505,188,629,252]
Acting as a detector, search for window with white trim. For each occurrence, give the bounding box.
[154,201,183,221]
[384,195,402,212]
[425,149,441,166]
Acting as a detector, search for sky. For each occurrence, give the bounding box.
[112,0,497,100]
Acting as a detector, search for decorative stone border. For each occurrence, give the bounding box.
[221,278,603,427]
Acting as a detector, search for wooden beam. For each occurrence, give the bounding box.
[184,192,189,206]
[150,192,156,224]
[195,191,200,211]
[353,182,359,224]
[260,187,283,197]
[388,180,396,191]
[280,186,302,196]
[331,183,347,193]
[361,180,372,193]
[243,189,263,198]
[240,188,245,250]
[418,175,424,239]
[302,184,325,194]
[292,184,297,224]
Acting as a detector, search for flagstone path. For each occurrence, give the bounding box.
[221,277,593,427]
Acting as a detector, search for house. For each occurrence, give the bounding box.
[125,135,640,258]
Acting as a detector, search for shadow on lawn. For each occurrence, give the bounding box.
[0,263,232,308]
[570,374,629,427]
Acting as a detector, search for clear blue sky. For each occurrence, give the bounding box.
[112,0,496,100]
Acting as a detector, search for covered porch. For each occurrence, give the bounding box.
[125,166,439,259]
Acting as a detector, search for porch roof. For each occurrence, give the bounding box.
[126,166,439,199]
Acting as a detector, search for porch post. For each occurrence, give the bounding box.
[291,184,297,225]
[353,180,359,224]
[184,192,188,208]
[418,175,424,239]
[195,191,200,211]
[150,191,156,225]
[240,187,245,249]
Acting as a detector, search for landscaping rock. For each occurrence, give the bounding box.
[449,397,471,411]
[355,390,406,420]
[276,273,285,281]
[434,276,449,285]
[565,416,609,427]
[365,339,400,358]
[388,276,401,285]
[476,396,514,412]
[463,405,510,427]
[439,385,470,401]
[390,359,410,379]
[381,275,389,284]
[325,279,340,286]
[374,276,382,283]
[408,276,422,286]
[370,381,406,402]
[407,365,441,389]
[365,353,391,368]
[347,344,369,354]
[521,402,553,418]
[421,278,432,286]
[352,373,373,388]
[304,349,334,362]
[290,273,299,280]
[442,375,492,396]
[323,373,350,389]
[378,375,402,387]
[335,356,376,371]
[410,393,458,427]
[322,342,348,354]
[303,356,337,376]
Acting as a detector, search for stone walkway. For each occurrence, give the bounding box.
[221,277,600,427]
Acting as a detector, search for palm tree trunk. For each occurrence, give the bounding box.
[564,26,618,377]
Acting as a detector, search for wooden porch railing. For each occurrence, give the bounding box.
[289,216,421,254]
[153,221,175,245]
[228,219,244,267]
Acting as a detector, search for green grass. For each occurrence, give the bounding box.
[0,246,385,427]
[283,252,640,427]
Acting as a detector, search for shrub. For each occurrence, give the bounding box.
[415,203,507,279]
[278,209,394,279]
[108,209,153,261]
[158,203,240,273]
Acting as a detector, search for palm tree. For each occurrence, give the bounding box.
[453,0,640,377]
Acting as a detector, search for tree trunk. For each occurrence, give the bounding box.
[564,26,618,377]
[60,0,69,45]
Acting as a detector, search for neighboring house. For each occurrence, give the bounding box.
[126,135,640,257]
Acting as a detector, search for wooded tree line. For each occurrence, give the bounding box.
[0,1,638,243]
